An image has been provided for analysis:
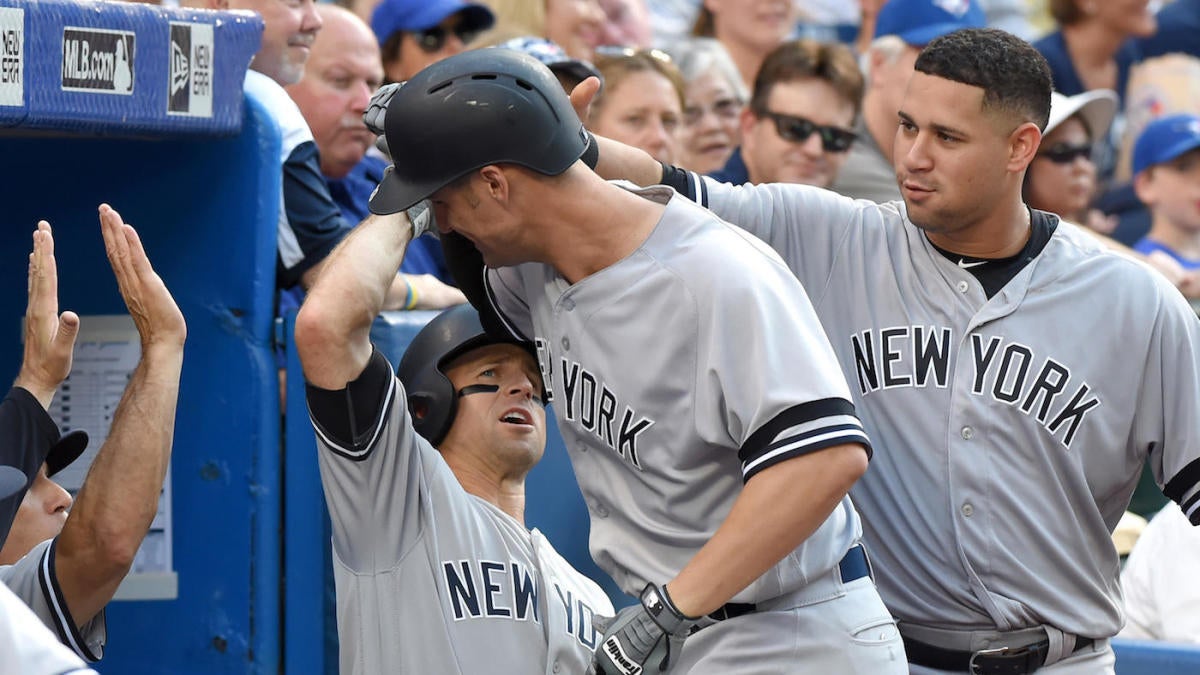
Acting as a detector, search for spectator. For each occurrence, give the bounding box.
[1120,501,1200,643]
[493,36,603,96]
[286,4,459,286]
[370,0,494,84]
[1139,0,1200,60]
[589,48,686,164]
[831,0,985,203]
[486,0,605,62]
[0,223,84,548]
[212,0,461,309]
[1024,89,1119,233]
[670,37,748,175]
[711,38,862,189]
[1131,114,1200,278]
[691,0,798,90]
[1,205,186,668]
[598,0,652,48]
[294,217,614,671]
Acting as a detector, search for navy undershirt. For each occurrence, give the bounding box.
[927,209,1059,299]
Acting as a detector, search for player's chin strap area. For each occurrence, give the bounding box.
[900,623,1097,674]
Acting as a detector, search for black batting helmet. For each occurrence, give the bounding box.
[397,305,543,446]
[368,48,589,215]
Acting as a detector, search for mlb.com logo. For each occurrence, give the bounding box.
[168,22,213,117]
[933,0,972,17]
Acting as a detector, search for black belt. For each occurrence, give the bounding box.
[903,634,1095,674]
[705,544,873,623]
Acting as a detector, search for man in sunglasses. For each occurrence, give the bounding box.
[370,0,494,85]
[710,39,862,190]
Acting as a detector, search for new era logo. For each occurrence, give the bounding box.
[167,22,212,117]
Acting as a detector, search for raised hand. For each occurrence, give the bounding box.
[16,220,80,409]
[98,204,186,349]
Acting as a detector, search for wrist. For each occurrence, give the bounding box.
[641,583,698,636]
[13,375,57,411]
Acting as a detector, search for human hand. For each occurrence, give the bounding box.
[99,204,186,349]
[363,82,403,157]
[15,220,80,409]
[1083,209,1118,235]
[569,76,601,126]
[589,584,695,675]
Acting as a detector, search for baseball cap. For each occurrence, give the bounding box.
[495,37,603,89]
[874,0,986,47]
[370,0,495,46]
[0,466,26,500]
[46,430,89,479]
[1133,113,1200,175]
[1046,89,1117,137]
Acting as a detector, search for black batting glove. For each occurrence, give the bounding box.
[590,583,697,675]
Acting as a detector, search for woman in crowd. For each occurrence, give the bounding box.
[486,0,606,62]
[588,48,687,164]
[670,37,748,174]
[690,0,797,90]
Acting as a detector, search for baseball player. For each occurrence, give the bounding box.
[293,213,615,670]
[577,28,1200,673]
[367,50,907,673]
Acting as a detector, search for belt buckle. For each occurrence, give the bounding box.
[968,645,1032,675]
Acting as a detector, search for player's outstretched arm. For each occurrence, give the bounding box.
[55,204,186,627]
[666,443,868,617]
[14,221,79,410]
[294,211,414,390]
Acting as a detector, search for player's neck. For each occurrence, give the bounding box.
[448,459,529,524]
[925,200,1032,259]
[544,178,664,285]
[1146,215,1200,260]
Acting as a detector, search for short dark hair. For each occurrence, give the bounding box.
[749,39,864,119]
[915,28,1051,131]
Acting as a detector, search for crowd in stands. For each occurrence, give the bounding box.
[4,0,1200,671]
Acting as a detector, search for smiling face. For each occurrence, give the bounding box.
[439,343,547,471]
[230,0,324,86]
[590,70,683,164]
[704,0,796,51]
[678,69,744,173]
[1136,148,1200,234]
[544,0,605,61]
[741,78,856,187]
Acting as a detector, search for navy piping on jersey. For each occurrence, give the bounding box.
[738,398,871,482]
[307,350,396,462]
[483,272,531,343]
[40,540,101,662]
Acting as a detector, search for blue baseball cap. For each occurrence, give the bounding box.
[370,0,495,46]
[874,0,986,47]
[495,37,603,88]
[1133,113,1200,175]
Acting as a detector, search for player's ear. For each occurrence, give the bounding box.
[479,165,509,203]
[1007,121,1041,174]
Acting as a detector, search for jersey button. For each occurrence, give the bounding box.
[961,503,974,518]
[595,503,609,518]
[956,280,970,293]
[562,298,576,311]
[561,336,571,351]
[960,426,973,440]
[553,661,561,673]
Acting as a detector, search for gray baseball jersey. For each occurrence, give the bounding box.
[482,184,872,604]
[0,582,97,675]
[0,538,107,663]
[307,351,613,675]
[683,175,1200,638]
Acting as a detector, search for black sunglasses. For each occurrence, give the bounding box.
[415,24,480,53]
[757,110,856,153]
[1038,142,1093,164]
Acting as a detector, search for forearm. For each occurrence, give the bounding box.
[665,443,868,617]
[55,343,184,624]
[295,212,412,389]
[592,135,664,186]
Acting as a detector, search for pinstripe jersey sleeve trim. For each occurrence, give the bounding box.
[483,271,531,342]
[306,348,396,462]
[39,539,102,662]
[1166,456,1200,525]
[738,399,871,482]
[658,164,706,207]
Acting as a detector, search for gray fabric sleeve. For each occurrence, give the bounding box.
[0,538,107,662]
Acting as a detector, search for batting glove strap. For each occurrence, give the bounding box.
[406,199,433,240]
[640,584,696,637]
